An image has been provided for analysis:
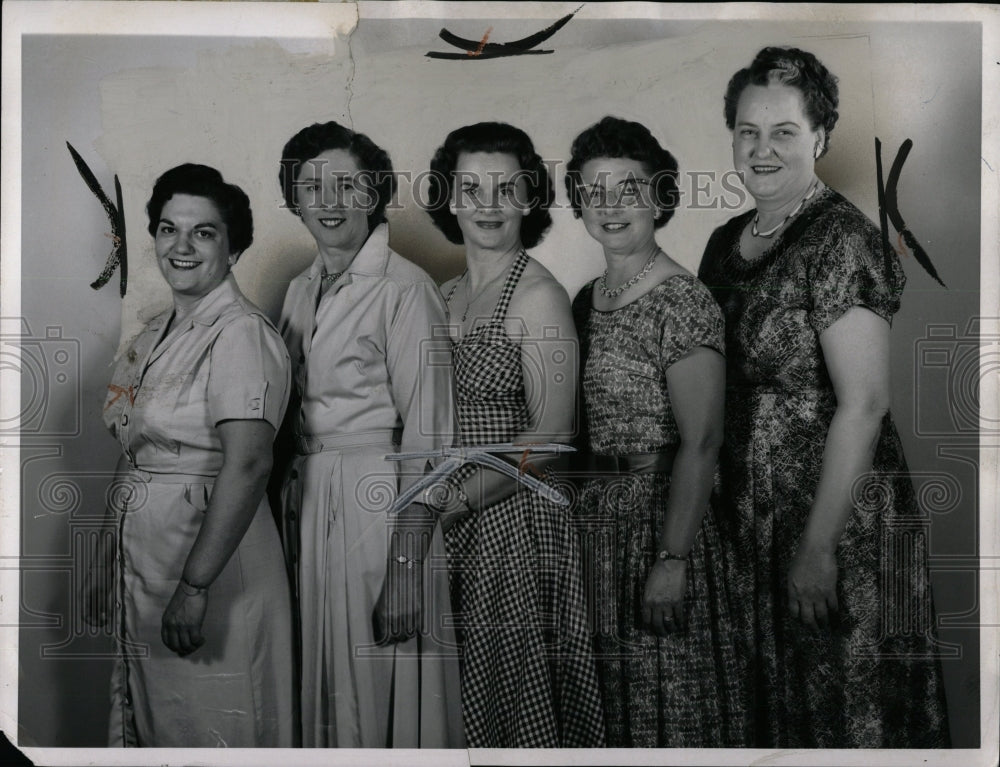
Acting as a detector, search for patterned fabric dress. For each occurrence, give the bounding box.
[572,275,749,748]
[698,187,950,748]
[444,252,605,748]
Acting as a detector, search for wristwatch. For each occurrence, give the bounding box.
[656,548,687,563]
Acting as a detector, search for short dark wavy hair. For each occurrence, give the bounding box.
[724,46,840,157]
[565,116,680,229]
[279,121,396,232]
[426,122,553,248]
[146,164,253,255]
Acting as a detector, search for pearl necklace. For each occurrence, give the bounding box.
[751,180,820,238]
[598,249,659,299]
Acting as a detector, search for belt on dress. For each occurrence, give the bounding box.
[293,427,402,455]
[573,446,678,475]
[123,468,214,484]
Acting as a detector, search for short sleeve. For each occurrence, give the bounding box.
[659,277,726,369]
[807,215,905,336]
[207,313,291,430]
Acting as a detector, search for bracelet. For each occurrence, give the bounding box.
[393,554,423,570]
[656,548,687,563]
[179,577,208,596]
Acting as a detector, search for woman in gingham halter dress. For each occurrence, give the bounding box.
[427,123,604,747]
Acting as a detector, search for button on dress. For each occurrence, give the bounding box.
[102,274,295,747]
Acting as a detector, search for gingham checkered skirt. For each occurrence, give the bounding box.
[444,252,605,747]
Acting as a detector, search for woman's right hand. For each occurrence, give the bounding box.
[161,584,208,656]
[81,564,113,629]
[642,558,688,637]
[787,542,839,630]
[372,558,424,645]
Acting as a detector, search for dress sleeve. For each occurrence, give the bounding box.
[385,280,458,492]
[659,277,726,369]
[806,214,905,336]
[207,313,291,430]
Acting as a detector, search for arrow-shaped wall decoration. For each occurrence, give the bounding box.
[66,142,127,297]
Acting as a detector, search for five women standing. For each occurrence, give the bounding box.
[92,47,950,751]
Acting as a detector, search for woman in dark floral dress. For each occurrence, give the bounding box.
[698,47,949,748]
[425,122,604,747]
[567,116,748,747]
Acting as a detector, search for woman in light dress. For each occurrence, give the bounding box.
[89,163,295,747]
[276,120,463,748]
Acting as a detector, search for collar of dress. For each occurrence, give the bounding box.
[305,223,391,283]
[147,272,243,334]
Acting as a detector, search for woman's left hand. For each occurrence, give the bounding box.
[642,559,688,636]
[161,584,208,656]
[787,307,889,632]
[787,543,839,630]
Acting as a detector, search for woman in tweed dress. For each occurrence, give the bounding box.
[567,117,748,747]
[425,122,604,747]
[698,47,949,747]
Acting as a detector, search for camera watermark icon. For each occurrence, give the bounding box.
[0,318,81,437]
[913,318,1000,438]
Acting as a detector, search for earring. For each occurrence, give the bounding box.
[814,143,822,159]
